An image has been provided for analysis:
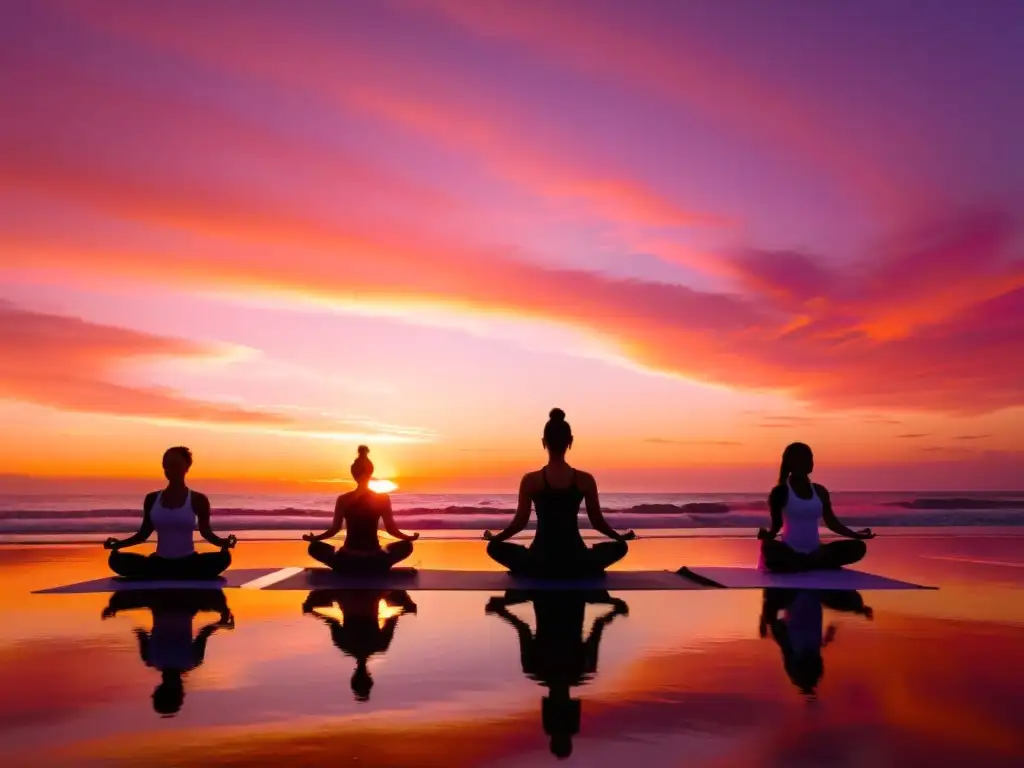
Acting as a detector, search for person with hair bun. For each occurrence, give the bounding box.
[104,447,237,580]
[303,446,419,573]
[484,409,634,577]
[758,442,875,572]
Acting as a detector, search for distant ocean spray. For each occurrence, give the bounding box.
[1,491,1023,540]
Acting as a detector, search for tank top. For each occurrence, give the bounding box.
[151,491,196,559]
[531,469,586,555]
[784,591,823,657]
[781,480,822,554]
[342,493,382,552]
[145,611,198,671]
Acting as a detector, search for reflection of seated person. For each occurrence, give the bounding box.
[302,446,419,574]
[759,588,872,697]
[303,589,418,701]
[101,589,234,716]
[486,590,628,759]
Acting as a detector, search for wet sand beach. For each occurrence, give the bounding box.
[2,533,1023,767]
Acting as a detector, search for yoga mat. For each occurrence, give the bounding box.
[677,566,934,591]
[34,568,278,594]
[258,567,710,592]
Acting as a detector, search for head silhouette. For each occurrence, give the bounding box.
[162,446,192,485]
[351,445,374,486]
[542,693,580,760]
[542,408,573,457]
[351,660,374,701]
[778,442,813,484]
[550,734,573,759]
[152,670,184,715]
[785,651,824,697]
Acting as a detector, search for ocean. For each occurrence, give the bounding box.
[2,490,1023,542]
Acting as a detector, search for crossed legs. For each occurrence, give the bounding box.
[308,540,414,574]
[761,539,867,573]
[109,550,232,580]
[486,540,628,577]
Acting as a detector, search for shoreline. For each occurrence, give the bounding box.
[5,524,1024,546]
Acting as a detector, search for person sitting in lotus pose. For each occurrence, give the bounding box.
[104,447,236,580]
[484,408,634,578]
[758,442,875,573]
[304,446,419,574]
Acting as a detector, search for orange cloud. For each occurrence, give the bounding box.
[0,304,290,425]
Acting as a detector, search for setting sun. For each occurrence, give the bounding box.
[368,479,398,494]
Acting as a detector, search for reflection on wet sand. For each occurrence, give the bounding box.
[302,589,418,701]
[485,589,628,759]
[101,589,234,715]
[759,588,873,697]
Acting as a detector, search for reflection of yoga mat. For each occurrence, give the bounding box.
[258,568,710,591]
[677,566,935,591]
[34,568,278,594]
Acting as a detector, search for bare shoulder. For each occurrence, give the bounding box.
[769,484,788,505]
[519,470,543,491]
[143,491,160,511]
[812,483,831,499]
[574,470,597,491]
[191,492,211,511]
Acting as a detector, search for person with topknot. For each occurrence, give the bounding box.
[303,446,419,573]
[484,409,635,577]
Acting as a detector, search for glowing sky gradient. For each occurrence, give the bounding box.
[2,0,1022,490]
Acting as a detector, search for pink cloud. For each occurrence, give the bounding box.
[0,303,286,424]
[45,0,725,234]
[402,0,912,211]
[4,201,1022,414]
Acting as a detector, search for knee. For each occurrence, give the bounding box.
[307,541,324,557]
[851,539,867,560]
[219,549,233,568]
[394,539,414,557]
[613,539,629,555]
[107,551,122,573]
[486,540,502,557]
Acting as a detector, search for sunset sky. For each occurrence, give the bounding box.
[2,0,1022,491]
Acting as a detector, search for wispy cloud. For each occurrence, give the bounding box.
[0,304,432,444]
[0,303,288,425]
[954,434,992,441]
[897,433,930,439]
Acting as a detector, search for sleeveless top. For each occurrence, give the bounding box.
[531,469,586,555]
[151,491,196,559]
[145,611,199,671]
[784,591,824,656]
[781,480,822,554]
[342,493,382,552]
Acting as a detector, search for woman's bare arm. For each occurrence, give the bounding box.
[582,473,634,542]
[195,493,236,549]
[758,486,787,540]
[484,475,533,542]
[818,485,874,540]
[305,495,347,541]
[381,496,419,542]
[104,494,157,550]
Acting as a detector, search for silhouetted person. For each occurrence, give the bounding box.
[101,589,234,715]
[484,409,634,577]
[486,589,628,758]
[104,447,236,579]
[304,446,419,574]
[759,588,872,697]
[758,442,875,572]
[302,588,417,701]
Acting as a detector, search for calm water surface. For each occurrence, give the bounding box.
[1,534,1023,766]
